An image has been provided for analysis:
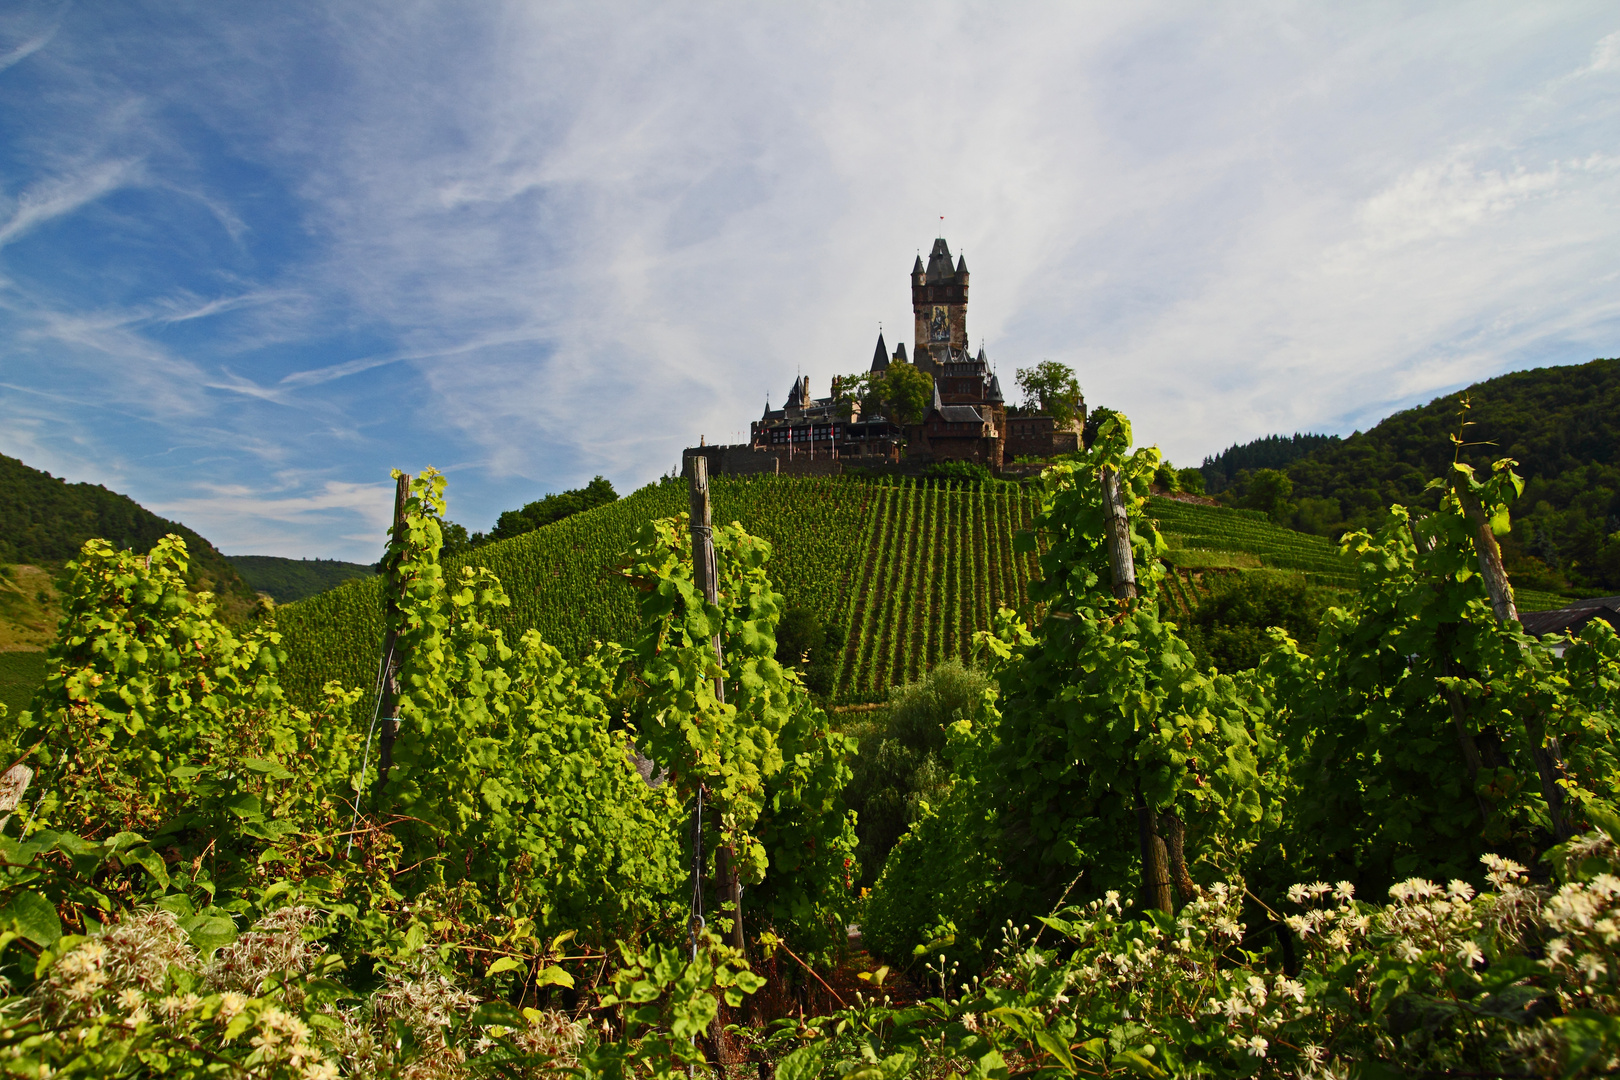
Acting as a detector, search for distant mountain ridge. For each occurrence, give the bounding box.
[0,453,255,613]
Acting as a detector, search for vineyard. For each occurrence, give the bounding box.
[277,481,1577,714]
[276,475,1043,708]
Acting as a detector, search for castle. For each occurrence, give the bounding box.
[692,237,1082,477]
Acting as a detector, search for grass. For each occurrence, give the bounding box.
[0,650,47,720]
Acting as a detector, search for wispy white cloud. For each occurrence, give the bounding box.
[0,1,1616,559]
[0,158,142,247]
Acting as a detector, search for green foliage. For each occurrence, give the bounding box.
[1181,571,1327,672]
[1175,466,1206,495]
[226,555,374,604]
[0,453,252,610]
[617,511,859,956]
[1241,467,1294,524]
[1013,360,1083,428]
[843,661,989,886]
[378,470,685,943]
[878,362,934,426]
[1152,462,1179,492]
[488,476,619,543]
[921,460,992,486]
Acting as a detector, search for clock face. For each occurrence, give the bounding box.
[929,306,950,343]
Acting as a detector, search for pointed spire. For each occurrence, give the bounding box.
[925,237,955,283]
[785,376,805,409]
[894,341,908,364]
[871,332,889,372]
[976,344,987,364]
[912,254,924,274]
[956,253,968,276]
[987,373,1004,403]
[931,377,943,413]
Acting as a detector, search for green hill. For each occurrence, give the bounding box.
[0,453,254,612]
[1277,358,1620,593]
[228,556,375,603]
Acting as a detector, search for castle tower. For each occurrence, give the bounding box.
[911,238,969,374]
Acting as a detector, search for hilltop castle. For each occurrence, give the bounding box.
[693,237,1082,477]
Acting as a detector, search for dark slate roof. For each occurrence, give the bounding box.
[894,342,908,363]
[957,254,968,275]
[987,374,1004,402]
[938,405,985,424]
[925,237,956,283]
[784,376,805,408]
[871,332,889,372]
[1520,597,1620,637]
[912,254,925,275]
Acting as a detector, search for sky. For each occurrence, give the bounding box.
[0,2,1616,561]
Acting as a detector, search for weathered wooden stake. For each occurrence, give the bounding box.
[1455,486,1518,624]
[1135,783,1174,915]
[1101,467,1137,601]
[376,472,411,792]
[686,455,746,953]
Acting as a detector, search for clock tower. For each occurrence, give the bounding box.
[911,237,969,374]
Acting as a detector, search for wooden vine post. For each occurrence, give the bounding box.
[1454,479,1574,839]
[1103,465,1173,913]
[1101,467,1137,601]
[375,472,411,792]
[687,455,746,952]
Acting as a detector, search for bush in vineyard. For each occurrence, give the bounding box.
[865,411,1276,965]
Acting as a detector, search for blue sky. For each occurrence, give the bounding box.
[0,2,1616,561]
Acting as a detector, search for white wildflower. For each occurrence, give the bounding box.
[1275,977,1306,1003]
[1245,1035,1269,1059]
[1334,880,1355,901]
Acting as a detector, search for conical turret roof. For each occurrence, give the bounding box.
[871,332,890,372]
[987,373,1004,403]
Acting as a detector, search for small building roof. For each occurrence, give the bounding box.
[1520,597,1620,637]
[987,373,1004,402]
[938,405,985,424]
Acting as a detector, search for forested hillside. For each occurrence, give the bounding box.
[0,453,253,610]
[1213,359,1620,592]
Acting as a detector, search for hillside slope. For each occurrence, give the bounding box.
[0,454,254,611]
[1283,358,1620,590]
